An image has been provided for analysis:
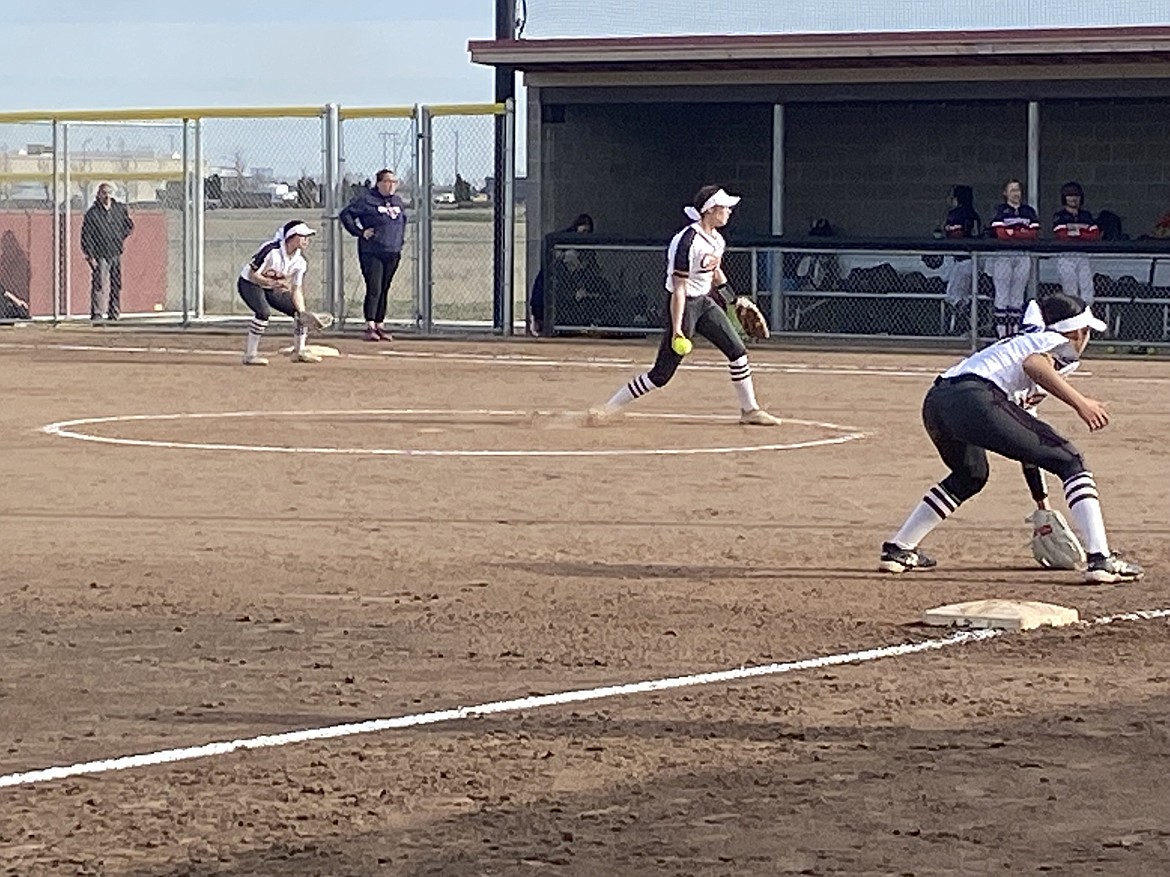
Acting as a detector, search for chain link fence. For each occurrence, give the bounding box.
[63,121,185,321]
[0,120,53,321]
[0,102,517,333]
[542,240,1170,349]
[0,118,187,323]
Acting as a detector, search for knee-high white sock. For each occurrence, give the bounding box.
[1063,472,1109,556]
[605,372,655,411]
[294,323,308,353]
[729,355,760,412]
[245,318,267,358]
[891,483,960,548]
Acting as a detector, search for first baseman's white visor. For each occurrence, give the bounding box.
[284,223,317,238]
[701,189,741,213]
[1049,308,1106,333]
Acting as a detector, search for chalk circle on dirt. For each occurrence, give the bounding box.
[41,408,867,458]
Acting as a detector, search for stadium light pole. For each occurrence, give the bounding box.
[493,0,517,334]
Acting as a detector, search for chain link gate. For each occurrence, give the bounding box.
[336,107,418,331]
[416,102,516,332]
[196,109,330,322]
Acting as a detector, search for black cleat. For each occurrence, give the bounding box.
[1084,553,1144,584]
[879,542,938,574]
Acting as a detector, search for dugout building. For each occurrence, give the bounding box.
[471,27,1170,344]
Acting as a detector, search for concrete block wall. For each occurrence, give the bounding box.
[538,97,1170,244]
[1038,99,1170,237]
[541,102,773,240]
[783,101,1027,238]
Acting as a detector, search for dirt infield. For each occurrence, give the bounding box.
[1,328,1168,876]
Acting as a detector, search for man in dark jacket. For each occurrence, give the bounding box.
[80,183,134,322]
[339,168,407,341]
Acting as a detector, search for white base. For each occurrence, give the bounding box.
[922,599,1079,632]
[278,344,340,358]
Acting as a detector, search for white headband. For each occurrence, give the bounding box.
[683,188,741,221]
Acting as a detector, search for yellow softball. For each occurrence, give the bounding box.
[671,336,693,356]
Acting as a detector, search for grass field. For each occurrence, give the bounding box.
[192,206,528,325]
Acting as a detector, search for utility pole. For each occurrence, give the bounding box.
[379,131,393,169]
[378,131,406,173]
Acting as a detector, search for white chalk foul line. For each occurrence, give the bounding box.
[40,408,867,458]
[0,340,941,378]
[3,607,1168,791]
[378,348,943,378]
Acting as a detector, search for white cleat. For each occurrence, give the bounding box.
[585,406,618,426]
[1083,553,1144,584]
[291,349,323,364]
[739,408,783,426]
[242,355,269,366]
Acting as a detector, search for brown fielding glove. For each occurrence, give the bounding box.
[734,296,770,340]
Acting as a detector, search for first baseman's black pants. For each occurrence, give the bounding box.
[237,277,297,320]
[923,375,1086,502]
[647,294,746,387]
[360,251,401,323]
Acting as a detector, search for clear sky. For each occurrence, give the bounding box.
[4,1,1164,108]
[0,1,507,186]
[3,2,1162,185]
[1,1,497,109]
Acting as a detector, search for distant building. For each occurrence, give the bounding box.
[0,146,188,205]
[483,175,527,205]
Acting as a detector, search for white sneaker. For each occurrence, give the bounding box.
[740,408,782,426]
[242,355,269,366]
[291,349,323,364]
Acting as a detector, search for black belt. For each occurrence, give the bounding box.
[933,373,997,389]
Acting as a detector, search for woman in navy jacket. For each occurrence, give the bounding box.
[339,169,407,341]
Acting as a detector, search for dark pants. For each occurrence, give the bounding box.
[359,250,401,323]
[89,255,122,320]
[237,277,297,320]
[647,294,747,387]
[923,375,1086,503]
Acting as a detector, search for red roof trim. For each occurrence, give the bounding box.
[471,25,1170,53]
[469,26,1170,67]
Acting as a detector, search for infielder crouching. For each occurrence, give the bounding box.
[238,220,332,366]
[879,292,1143,584]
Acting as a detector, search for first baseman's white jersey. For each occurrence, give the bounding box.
[240,240,308,287]
[941,331,1080,399]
